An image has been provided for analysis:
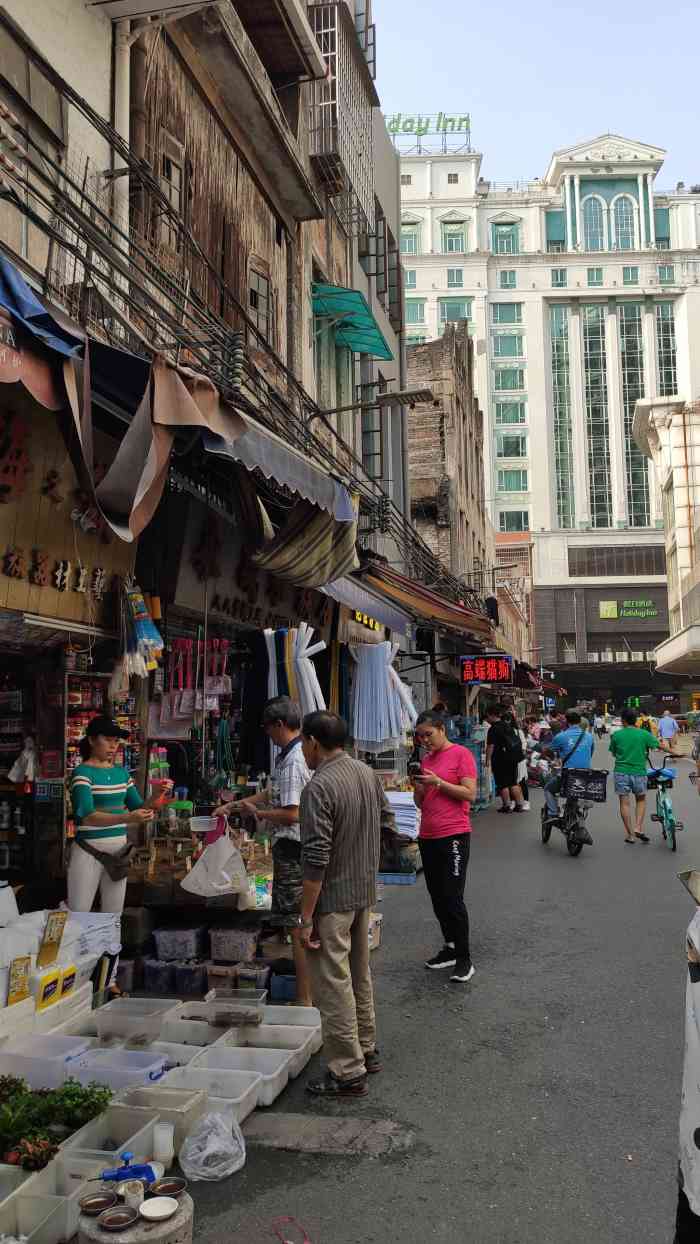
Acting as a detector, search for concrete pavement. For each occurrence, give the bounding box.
[193,741,698,1244]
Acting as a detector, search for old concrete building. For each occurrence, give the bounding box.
[406,322,488,582]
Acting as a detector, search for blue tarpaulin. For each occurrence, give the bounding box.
[0,255,83,357]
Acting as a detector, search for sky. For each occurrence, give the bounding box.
[375,0,700,188]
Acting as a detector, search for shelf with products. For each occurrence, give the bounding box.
[63,672,142,781]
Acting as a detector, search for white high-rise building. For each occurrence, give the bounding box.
[400,133,700,705]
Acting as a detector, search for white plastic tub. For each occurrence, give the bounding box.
[148,1040,203,1068]
[217,1024,315,1078]
[192,1046,292,1107]
[261,1005,323,1053]
[95,997,180,1042]
[0,1034,93,1088]
[22,1154,104,1239]
[114,1085,206,1147]
[161,1066,261,1124]
[0,1163,30,1205]
[161,999,263,1046]
[0,1195,66,1244]
[71,1047,167,1091]
[34,981,94,1035]
[0,995,35,1042]
[63,1103,160,1163]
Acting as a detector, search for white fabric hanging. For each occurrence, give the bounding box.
[293,622,326,716]
[349,640,413,752]
[264,628,279,771]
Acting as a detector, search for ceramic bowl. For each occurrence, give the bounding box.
[79,1192,118,1217]
[139,1196,178,1222]
[149,1177,187,1199]
[97,1206,139,1232]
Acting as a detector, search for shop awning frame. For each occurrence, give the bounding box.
[312,284,394,361]
[321,575,414,639]
[362,564,493,643]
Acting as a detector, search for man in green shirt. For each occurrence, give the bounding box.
[609,707,669,843]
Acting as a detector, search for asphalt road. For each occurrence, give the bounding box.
[194,740,698,1244]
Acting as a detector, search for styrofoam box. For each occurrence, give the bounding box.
[22,1154,104,1239]
[192,1046,292,1107]
[0,1034,93,1089]
[0,995,35,1042]
[62,1103,160,1162]
[71,1047,167,1091]
[95,997,180,1042]
[0,1194,66,1244]
[261,1005,323,1054]
[217,1024,315,1079]
[162,1066,261,1124]
[0,1163,30,1205]
[113,1085,206,1147]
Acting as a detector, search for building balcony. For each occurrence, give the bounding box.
[653,625,700,675]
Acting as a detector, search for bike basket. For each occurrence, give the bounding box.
[561,767,608,803]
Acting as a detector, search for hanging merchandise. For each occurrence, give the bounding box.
[349,641,417,753]
[263,623,326,768]
[115,578,165,680]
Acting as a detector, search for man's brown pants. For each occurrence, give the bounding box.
[308,906,376,1081]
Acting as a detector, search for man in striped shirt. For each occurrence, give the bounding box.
[299,710,397,1098]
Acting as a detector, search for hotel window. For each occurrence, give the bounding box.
[494,367,525,391]
[618,302,649,526]
[491,222,520,255]
[658,264,675,285]
[499,510,530,532]
[500,270,516,289]
[495,401,526,424]
[582,196,606,252]
[568,545,665,576]
[623,265,639,285]
[497,468,528,491]
[587,267,603,287]
[656,302,678,397]
[439,298,472,323]
[405,299,425,324]
[400,174,412,186]
[550,305,574,529]
[551,269,567,288]
[400,226,419,255]
[447,172,459,185]
[492,302,522,324]
[404,269,416,289]
[493,333,523,358]
[447,268,463,288]
[496,431,527,457]
[442,222,466,253]
[613,195,636,250]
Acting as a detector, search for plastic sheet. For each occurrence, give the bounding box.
[179,1110,246,1181]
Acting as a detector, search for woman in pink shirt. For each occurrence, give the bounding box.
[413,710,478,984]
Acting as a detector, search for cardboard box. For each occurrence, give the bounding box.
[368,912,383,952]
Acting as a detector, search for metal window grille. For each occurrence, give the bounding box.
[493,333,523,358]
[496,432,527,457]
[494,367,524,391]
[495,401,526,424]
[614,195,636,250]
[249,270,270,342]
[623,265,639,285]
[582,304,612,529]
[587,267,603,286]
[447,268,463,288]
[447,173,459,185]
[499,510,529,532]
[551,268,567,288]
[497,468,528,491]
[550,305,574,529]
[500,270,516,288]
[656,301,678,397]
[618,302,649,527]
[309,3,375,234]
[583,197,605,251]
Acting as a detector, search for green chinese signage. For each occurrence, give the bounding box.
[599,598,659,620]
[384,112,471,138]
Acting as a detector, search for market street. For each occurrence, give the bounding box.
[194,741,697,1244]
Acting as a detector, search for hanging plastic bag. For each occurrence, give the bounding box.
[179,1111,246,1181]
[180,835,247,897]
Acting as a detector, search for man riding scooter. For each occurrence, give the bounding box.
[542,710,595,844]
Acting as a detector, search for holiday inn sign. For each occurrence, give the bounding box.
[384,112,471,138]
[599,599,659,620]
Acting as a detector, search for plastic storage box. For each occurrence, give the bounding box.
[63,1104,160,1162]
[34,981,94,1035]
[162,1066,261,1124]
[0,1163,30,1205]
[95,997,179,1042]
[0,995,35,1042]
[209,927,259,963]
[114,1085,206,1147]
[0,1195,66,1244]
[0,1034,92,1089]
[192,1045,292,1107]
[71,1047,167,1091]
[23,1154,104,1239]
[218,1024,315,1078]
[269,973,295,1003]
[153,927,207,961]
[144,958,176,994]
[261,1005,322,1053]
[174,961,209,996]
[161,999,264,1046]
[147,1040,203,1068]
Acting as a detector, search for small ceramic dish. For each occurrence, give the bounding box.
[139,1196,178,1222]
[149,1177,187,1199]
[97,1206,139,1232]
[79,1192,118,1217]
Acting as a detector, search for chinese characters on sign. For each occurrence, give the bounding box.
[3,548,108,599]
[353,610,382,633]
[460,654,513,685]
[599,598,659,620]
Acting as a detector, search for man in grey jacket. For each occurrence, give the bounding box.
[299,710,397,1098]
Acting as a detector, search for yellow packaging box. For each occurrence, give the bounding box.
[33,968,61,1011]
[59,963,77,1000]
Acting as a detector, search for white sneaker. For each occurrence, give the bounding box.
[521,801,530,811]
[509,801,516,810]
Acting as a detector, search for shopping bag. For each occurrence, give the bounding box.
[180,835,247,897]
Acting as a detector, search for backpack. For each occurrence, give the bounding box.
[501,724,524,761]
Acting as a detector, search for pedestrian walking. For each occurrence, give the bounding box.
[412,709,477,984]
[609,706,668,843]
[515,718,530,810]
[297,711,396,1098]
[485,709,526,813]
[659,709,680,754]
[215,695,313,1006]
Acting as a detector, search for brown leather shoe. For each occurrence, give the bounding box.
[364,1049,382,1074]
[305,1072,368,1098]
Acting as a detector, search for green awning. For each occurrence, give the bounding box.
[312,282,394,361]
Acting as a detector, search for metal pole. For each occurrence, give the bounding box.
[201,576,209,779]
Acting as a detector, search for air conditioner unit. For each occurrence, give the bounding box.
[615,650,629,662]
[587,652,600,663]
[630,650,644,661]
[601,650,614,662]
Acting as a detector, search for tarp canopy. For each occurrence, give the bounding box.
[312,283,394,361]
[362,563,493,642]
[0,256,83,357]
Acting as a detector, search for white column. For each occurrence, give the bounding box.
[637,174,647,249]
[564,175,573,251]
[643,300,658,399]
[568,305,590,524]
[647,173,656,248]
[574,174,582,250]
[605,301,628,526]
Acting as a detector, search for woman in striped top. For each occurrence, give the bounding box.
[68,714,158,913]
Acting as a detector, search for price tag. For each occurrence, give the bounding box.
[7,955,31,1005]
[37,910,67,968]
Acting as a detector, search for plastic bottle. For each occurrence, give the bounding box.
[0,801,10,830]
[12,806,24,836]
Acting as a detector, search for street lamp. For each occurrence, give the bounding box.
[316,387,435,420]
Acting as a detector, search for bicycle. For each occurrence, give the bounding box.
[648,763,684,851]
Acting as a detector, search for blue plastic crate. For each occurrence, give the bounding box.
[270,974,296,1002]
[378,871,417,885]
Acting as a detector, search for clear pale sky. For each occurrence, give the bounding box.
[376,0,700,188]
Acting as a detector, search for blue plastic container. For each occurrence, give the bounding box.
[378,872,417,885]
[270,974,296,1002]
